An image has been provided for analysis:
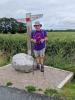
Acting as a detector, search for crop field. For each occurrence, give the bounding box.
[48,32,75,41]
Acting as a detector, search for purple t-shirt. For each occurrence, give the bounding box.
[31,30,47,50]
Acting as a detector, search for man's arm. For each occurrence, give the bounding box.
[41,31,48,43]
[41,36,48,43]
[44,30,48,41]
[45,36,48,41]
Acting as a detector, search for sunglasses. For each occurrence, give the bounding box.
[34,25,42,27]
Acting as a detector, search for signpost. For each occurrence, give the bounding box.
[26,13,32,55]
[17,13,43,55]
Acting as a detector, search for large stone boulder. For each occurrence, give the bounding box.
[12,53,36,73]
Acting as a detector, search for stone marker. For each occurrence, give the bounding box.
[12,53,36,73]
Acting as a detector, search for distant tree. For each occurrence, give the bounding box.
[18,22,27,33]
[0,18,27,34]
[50,29,53,32]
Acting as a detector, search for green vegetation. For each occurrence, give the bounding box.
[0,34,27,67]
[0,52,10,67]
[44,88,59,97]
[25,85,37,93]
[6,81,13,86]
[58,80,75,100]
[44,32,75,73]
[0,18,26,34]
[43,80,75,100]
[48,32,75,41]
[0,34,27,58]
[63,80,75,95]
[37,88,43,91]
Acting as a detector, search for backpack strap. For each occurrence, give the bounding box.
[41,29,46,37]
[31,30,36,38]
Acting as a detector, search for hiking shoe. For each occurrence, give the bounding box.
[36,64,40,70]
[41,64,44,72]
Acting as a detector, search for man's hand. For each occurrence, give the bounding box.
[45,37,48,41]
[33,39,36,43]
[31,39,36,43]
[41,37,48,43]
[41,39,45,43]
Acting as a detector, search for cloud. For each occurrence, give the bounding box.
[0,0,75,29]
[0,0,10,4]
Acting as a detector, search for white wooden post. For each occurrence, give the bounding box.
[26,13,32,55]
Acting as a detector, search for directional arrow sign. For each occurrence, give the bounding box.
[16,14,43,23]
[31,14,43,21]
[17,18,26,23]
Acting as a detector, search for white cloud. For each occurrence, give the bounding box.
[0,0,10,4]
[0,0,75,29]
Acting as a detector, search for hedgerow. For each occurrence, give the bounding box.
[0,34,27,56]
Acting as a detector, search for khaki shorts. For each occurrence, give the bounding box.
[34,48,45,57]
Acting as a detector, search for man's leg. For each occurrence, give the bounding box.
[39,57,44,65]
[36,57,40,64]
[40,57,44,72]
[40,48,45,72]
[34,50,40,70]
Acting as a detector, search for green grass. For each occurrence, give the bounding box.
[48,32,75,41]
[0,33,27,40]
[61,81,75,97]
[59,80,75,100]
[0,52,9,67]
[25,85,37,93]
[44,88,58,97]
[45,54,75,73]
[0,55,5,66]
[2,31,75,42]
[1,31,75,43]
[6,81,13,87]
[43,81,75,100]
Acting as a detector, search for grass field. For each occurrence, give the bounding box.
[0,32,75,99]
[48,31,75,41]
[0,52,9,67]
[59,80,75,99]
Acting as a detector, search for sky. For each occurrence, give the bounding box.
[0,0,75,29]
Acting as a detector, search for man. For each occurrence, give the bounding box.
[31,21,48,72]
